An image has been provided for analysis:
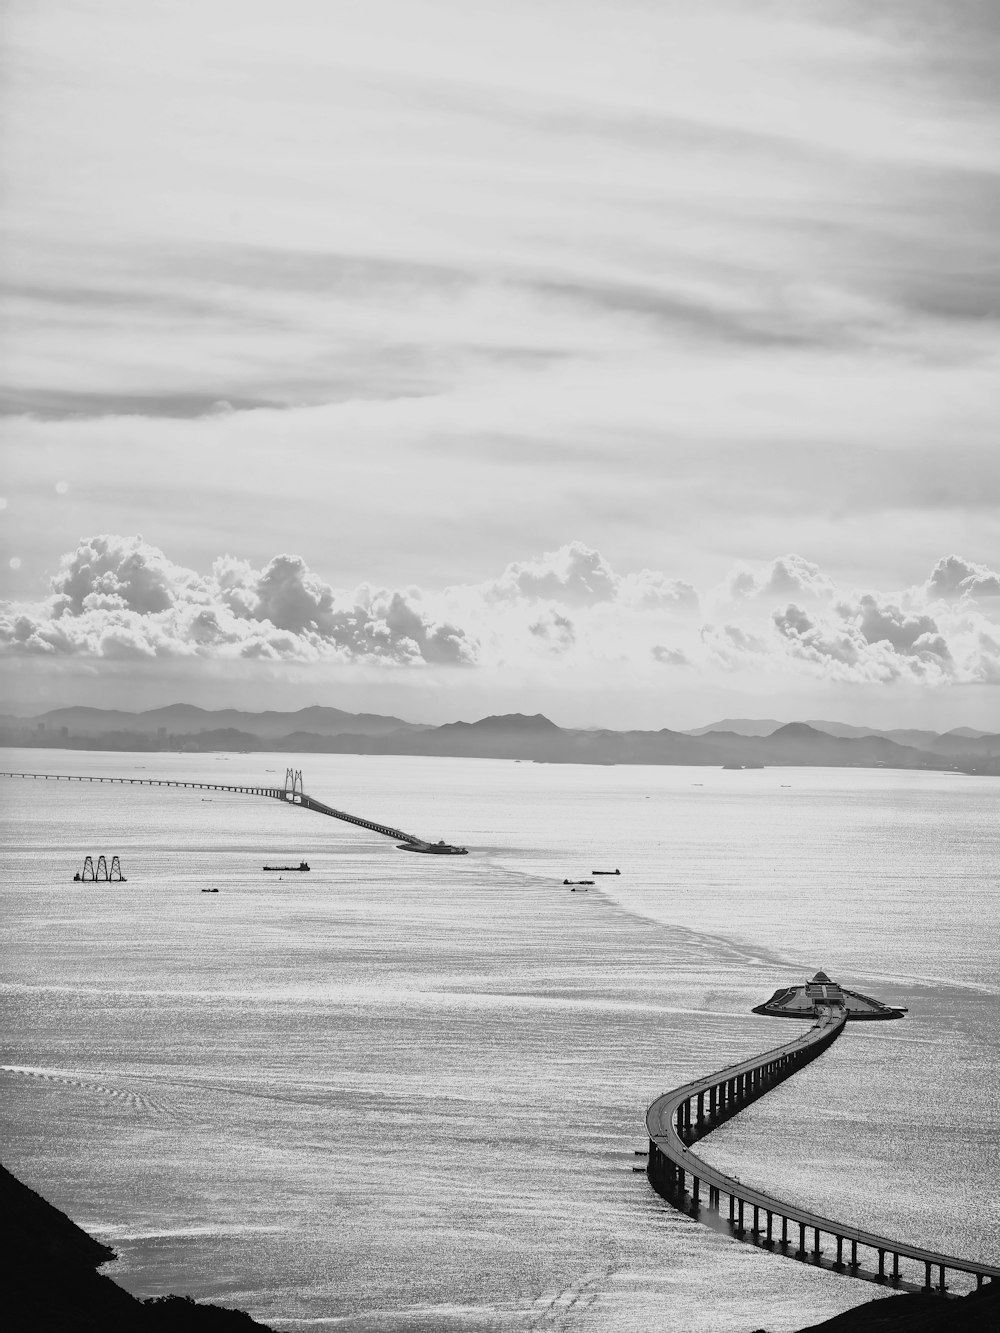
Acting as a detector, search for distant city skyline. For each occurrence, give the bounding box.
[2,1,998,729]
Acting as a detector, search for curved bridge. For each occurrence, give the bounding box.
[646,1006,1000,1296]
[0,768,433,848]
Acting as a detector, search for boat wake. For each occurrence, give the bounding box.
[0,1064,181,1123]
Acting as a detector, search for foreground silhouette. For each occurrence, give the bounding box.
[790,1280,1000,1332]
[1,1163,274,1331]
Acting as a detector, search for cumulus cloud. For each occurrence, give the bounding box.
[724,553,836,603]
[52,534,203,616]
[619,568,699,611]
[694,550,1000,685]
[483,541,620,606]
[2,538,999,690]
[481,541,698,612]
[853,595,949,657]
[0,535,477,666]
[770,597,953,683]
[925,554,1000,603]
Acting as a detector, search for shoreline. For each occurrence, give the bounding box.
[1,1162,275,1330]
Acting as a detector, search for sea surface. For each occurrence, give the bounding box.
[1,750,998,1332]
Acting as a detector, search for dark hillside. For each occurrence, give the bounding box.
[791,1282,1000,1332]
[1,1163,274,1331]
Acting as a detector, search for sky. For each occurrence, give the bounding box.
[1,0,998,729]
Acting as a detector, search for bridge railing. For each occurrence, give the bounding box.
[646,1006,1000,1293]
[0,770,431,848]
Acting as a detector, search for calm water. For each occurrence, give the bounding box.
[1,750,997,1331]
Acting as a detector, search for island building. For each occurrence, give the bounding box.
[753,970,906,1021]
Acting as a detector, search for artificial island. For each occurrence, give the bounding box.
[753,970,907,1021]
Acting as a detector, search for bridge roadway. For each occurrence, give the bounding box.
[293,791,423,845]
[646,1006,1000,1296]
[0,770,427,847]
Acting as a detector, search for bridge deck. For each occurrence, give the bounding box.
[0,771,284,796]
[297,792,423,845]
[0,771,428,847]
[646,1008,1000,1284]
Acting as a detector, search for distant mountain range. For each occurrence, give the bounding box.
[1,705,997,774]
[0,703,423,739]
[688,717,996,756]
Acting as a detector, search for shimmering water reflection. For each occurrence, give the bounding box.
[1,752,996,1331]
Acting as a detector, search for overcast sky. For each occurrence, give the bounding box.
[1,0,998,727]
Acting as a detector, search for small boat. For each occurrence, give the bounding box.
[563,879,594,885]
[263,862,310,872]
[201,888,219,894]
[591,869,620,876]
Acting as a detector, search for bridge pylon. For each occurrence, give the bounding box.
[284,768,304,804]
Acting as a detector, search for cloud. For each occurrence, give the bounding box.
[527,608,576,654]
[483,542,620,606]
[699,550,1000,685]
[770,597,954,683]
[51,534,203,616]
[724,553,836,603]
[481,541,698,612]
[925,554,1000,602]
[2,538,999,694]
[652,645,689,666]
[853,594,949,656]
[619,568,700,612]
[0,535,477,666]
[700,622,772,670]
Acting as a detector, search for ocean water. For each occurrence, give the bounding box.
[1,750,997,1332]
